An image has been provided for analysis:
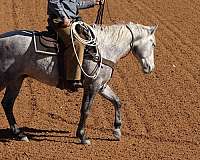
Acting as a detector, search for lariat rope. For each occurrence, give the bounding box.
[70,21,102,79]
[70,1,115,79]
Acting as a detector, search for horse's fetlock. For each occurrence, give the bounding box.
[114,122,122,129]
[113,128,121,140]
[79,129,84,136]
[76,128,84,138]
[81,109,90,116]
[11,126,20,135]
[85,111,90,116]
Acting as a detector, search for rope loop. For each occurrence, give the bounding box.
[70,21,102,79]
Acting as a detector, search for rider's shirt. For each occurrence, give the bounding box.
[48,0,95,20]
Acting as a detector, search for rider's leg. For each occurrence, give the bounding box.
[56,25,84,89]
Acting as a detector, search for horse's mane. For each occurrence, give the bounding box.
[94,22,150,46]
[94,24,129,45]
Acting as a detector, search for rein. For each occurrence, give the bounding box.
[95,1,105,25]
[126,25,136,54]
[95,0,116,24]
[94,0,116,69]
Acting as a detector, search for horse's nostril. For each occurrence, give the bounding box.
[143,63,149,70]
[143,64,152,73]
[148,65,151,71]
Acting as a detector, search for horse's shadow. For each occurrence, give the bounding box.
[0,127,117,143]
[0,127,73,143]
[0,128,14,142]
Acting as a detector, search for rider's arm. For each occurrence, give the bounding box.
[76,0,96,9]
[48,0,68,20]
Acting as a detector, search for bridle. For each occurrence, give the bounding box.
[126,24,137,54]
[126,24,150,60]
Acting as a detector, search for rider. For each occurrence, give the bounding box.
[47,0,103,91]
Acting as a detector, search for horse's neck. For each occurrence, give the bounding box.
[96,25,133,63]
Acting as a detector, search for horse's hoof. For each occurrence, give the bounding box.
[80,139,91,145]
[113,128,121,140]
[17,133,29,142]
[21,136,29,142]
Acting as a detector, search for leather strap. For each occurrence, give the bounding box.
[102,58,115,70]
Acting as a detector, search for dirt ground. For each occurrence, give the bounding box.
[0,0,200,159]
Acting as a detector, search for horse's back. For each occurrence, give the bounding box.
[0,30,33,58]
[0,30,33,39]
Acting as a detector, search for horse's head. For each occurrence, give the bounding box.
[127,23,157,73]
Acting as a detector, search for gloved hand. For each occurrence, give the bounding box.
[95,0,104,5]
[62,17,72,27]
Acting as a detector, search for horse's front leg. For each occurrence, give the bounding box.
[100,85,122,140]
[1,76,28,141]
[76,85,98,145]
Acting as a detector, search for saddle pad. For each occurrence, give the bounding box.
[33,31,58,55]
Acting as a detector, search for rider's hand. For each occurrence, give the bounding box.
[62,17,71,27]
[95,0,104,5]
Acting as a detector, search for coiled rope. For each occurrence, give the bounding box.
[70,21,102,79]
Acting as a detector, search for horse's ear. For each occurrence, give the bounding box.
[149,25,158,34]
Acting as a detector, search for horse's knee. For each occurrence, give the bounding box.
[114,97,121,108]
[81,104,91,117]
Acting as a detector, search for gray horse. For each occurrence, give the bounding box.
[0,22,157,144]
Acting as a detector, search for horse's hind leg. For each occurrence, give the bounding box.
[0,74,7,91]
[1,76,28,141]
[100,85,122,140]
